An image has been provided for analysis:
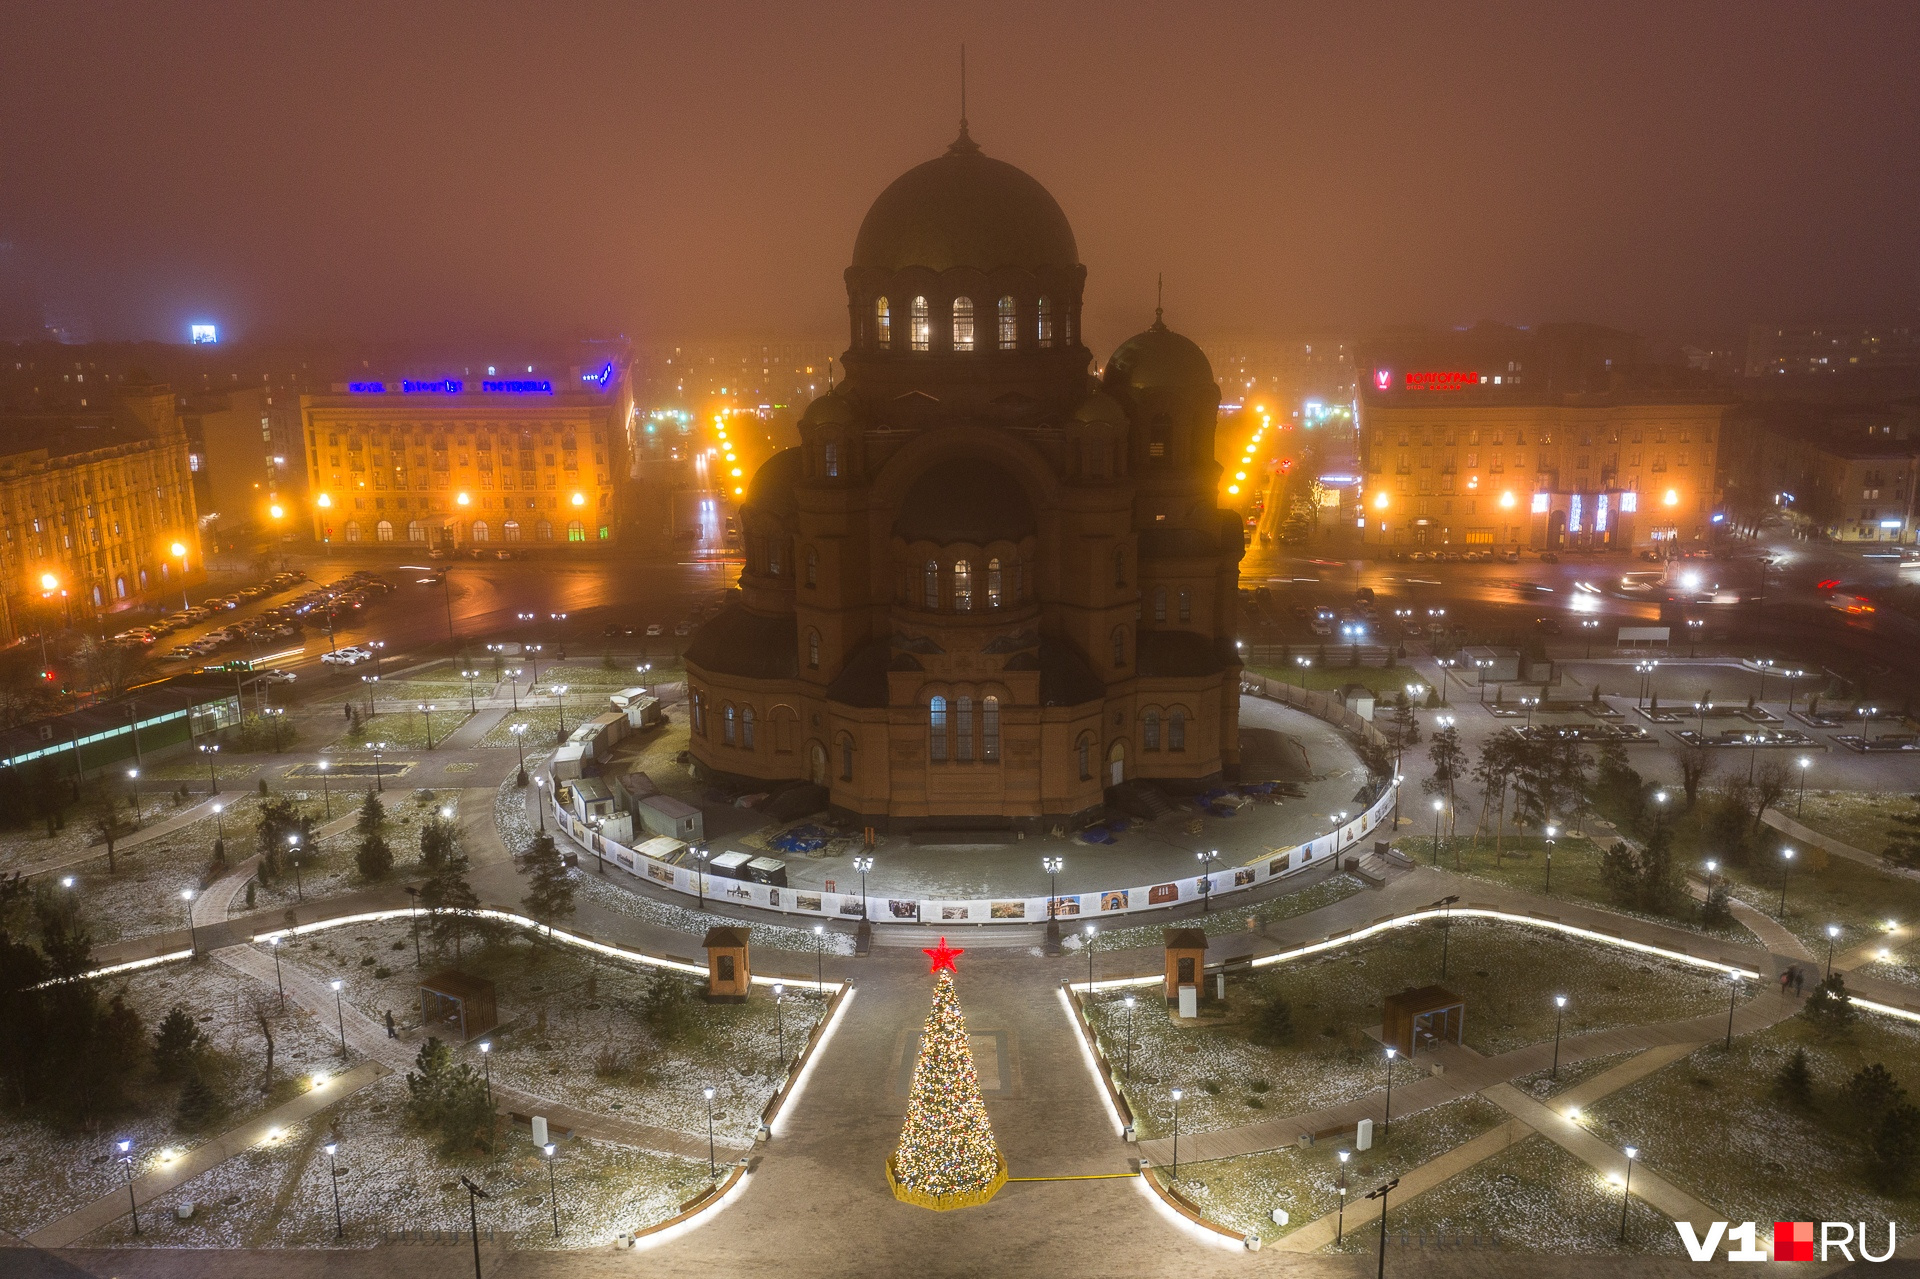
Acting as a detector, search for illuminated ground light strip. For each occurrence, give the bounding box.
[628,1164,754,1253]
[1131,1168,1247,1251]
[770,984,857,1139]
[1058,987,1127,1138]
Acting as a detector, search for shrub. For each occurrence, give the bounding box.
[1802,973,1856,1035]
[1247,978,1295,1047]
[1841,1062,1906,1132]
[174,1071,224,1131]
[152,1005,204,1081]
[1773,1047,1813,1108]
[1867,1103,1920,1193]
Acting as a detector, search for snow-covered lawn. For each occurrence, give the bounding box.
[1095,920,1734,1139]
[74,1078,711,1250]
[273,919,826,1146]
[247,787,465,911]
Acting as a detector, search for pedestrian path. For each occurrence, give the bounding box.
[437,706,509,752]
[1274,1041,1706,1252]
[191,855,261,929]
[1763,808,1920,883]
[15,794,222,880]
[23,1059,387,1249]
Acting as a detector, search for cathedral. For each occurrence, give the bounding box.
[684,121,1244,831]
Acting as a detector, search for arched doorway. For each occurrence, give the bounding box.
[808,741,827,786]
[1547,509,1567,549]
[1106,740,1126,787]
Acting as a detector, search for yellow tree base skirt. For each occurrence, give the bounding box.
[886,1155,1009,1211]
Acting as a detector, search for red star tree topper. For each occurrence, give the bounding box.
[923,937,964,973]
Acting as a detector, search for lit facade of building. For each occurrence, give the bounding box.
[1358,389,1729,551]
[0,381,202,641]
[298,365,632,549]
[685,123,1244,830]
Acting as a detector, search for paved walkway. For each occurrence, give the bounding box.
[1763,808,1920,883]
[24,1060,387,1248]
[15,795,223,880]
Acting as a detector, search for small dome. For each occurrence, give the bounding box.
[1071,387,1128,425]
[1103,313,1216,395]
[801,391,855,427]
[852,128,1078,274]
[745,447,802,519]
[893,458,1036,544]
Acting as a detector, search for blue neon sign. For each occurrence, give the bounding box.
[482,379,553,394]
[347,381,386,393]
[582,362,613,388]
[402,379,462,394]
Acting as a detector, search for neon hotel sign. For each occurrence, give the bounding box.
[1373,369,1479,392]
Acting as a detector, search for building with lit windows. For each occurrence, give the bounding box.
[298,360,631,550]
[1356,326,1729,551]
[685,121,1245,830]
[0,378,202,642]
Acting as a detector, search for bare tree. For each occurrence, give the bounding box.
[1671,744,1715,808]
[252,997,276,1093]
[1749,759,1791,836]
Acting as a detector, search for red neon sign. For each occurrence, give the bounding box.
[1373,368,1392,391]
[1404,370,1480,391]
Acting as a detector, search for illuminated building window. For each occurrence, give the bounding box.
[805,546,818,587]
[503,520,520,541]
[986,557,1002,607]
[742,706,755,750]
[723,704,736,746]
[1036,297,1054,347]
[997,296,1018,349]
[929,696,948,762]
[1077,734,1092,781]
[953,559,973,611]
[952,297,975,352]
[1620,490,1638,513]
[1531,492,1550,514]
[924,559,939,609]
[839,734,854,781]
[1169,708,1187,752]
[1179,589,1191,622]
[910,296,930,351]
[824,441,838,478]
[807,629,820,669]
[567,520,585,541]
[874,297,890,348]
[375,520,393,542]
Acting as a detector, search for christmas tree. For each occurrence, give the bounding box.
[887,938,1007,1210]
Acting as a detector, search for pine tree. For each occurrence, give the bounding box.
[175,1070,223,1130]
[889,940,1005,1209]
[420,856,480,959]
[1774,1047,1813,1107]
[355,791,393,879]
[152,1005,204,1080]
[419,811,461,870]
[520,832,575,940]
[1802,972,1857,1035]
[1867,1103,1920,1193]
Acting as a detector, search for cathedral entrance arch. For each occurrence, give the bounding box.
[1107,740,1126,786]
[808,741,828,786]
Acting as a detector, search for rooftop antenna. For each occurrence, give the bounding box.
[1155,273,1165,327]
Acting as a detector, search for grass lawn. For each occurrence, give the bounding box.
[1351,1134,1682,1256]
[1584,1015,1920,1233]
[248,788,462,911]
[1792,789,1916,858]
[481,706,569,750]
[1399,833,1746,942]
[323,706,475,753]
[1165,1095,1506,1244]
[1711,845,1920,958]
[1094,920,1730,1139]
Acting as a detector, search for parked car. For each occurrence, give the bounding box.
[321,647,373,666]
[257,669,298,684]
[646,623,664,637]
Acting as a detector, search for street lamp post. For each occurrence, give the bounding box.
[462,669,479,713]
[533,775,547,832]
[1043,854,1064,952]
[289,834,304,902]
[1084,923,1097,997]
[853,854,874,918]
[200,742,220,794]
[1778,846,1796,914]
[773,983,785,1067]
[1797,756,1812,817]
[118,1139,139,1235]
[1544,824,1558,894]
[510,722,528,785]
[1618,1146,1638,1242]
[1825,924,1841,977]
[1169,1088,1183,1181]
[419,704,435,750]
[1430,798,1444,865]
[212,801,225,839]
[267,935,285,1007]
[1195,848,1218,913]
[459,1177,490,1279]
[478,1041,492,1108]
[329,978,346,1056]
[693,847,709,909]
[544,1143,560,1238]
[813,924,824,994]
[554,683,570,737]
[703,1086,717,1179]
[325,1141,344,1237]
[128,767,141,829]
[1123,994,1136,1079]
[1725,974,1741,1049]
[1383,1046,1398,1135]
[1433,894,1458,979]
[1336,1149,1350,1243]
[1551,995,1567,1078]
[317,761,331,820]
[181,889,198,954]
[1367,1178,1400,1279]
[370,742,388,793]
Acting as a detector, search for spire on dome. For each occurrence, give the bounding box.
[948,45,981,155]
[1154,273,1165,329]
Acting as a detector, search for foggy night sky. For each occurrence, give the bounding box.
[4,1,1918,353]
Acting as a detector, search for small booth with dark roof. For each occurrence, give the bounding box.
[703,926,751,1003]
[1162,927,1208,1004]
[1383,984,1465,1058]
[418,970,498,1042]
